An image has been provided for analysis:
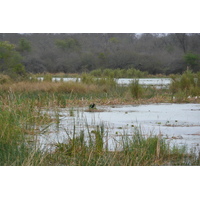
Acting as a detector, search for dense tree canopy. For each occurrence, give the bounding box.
[0,33,200,75]
[0,40,26,77]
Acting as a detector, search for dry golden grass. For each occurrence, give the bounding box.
[0,74,11,84]
[0,80,199,107]
[0,81,103,94]
[56,82,100,94]
[0,81,54,92]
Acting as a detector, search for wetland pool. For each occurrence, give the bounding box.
[37,77,171,88]
[37,103,200,152]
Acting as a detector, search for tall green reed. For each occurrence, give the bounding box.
[0,92,53,165]
[42,122,199,166]
[170,70,200,100]
[129,79,143,99]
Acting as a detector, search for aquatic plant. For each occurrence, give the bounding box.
[170,70,200,102]
[129,79,143,99]
[0,98,49,165]
[42,123,199,166]
[90,68,148,78]
[81,73,95,84]
[69,107,74,116]
[43,73,53,82]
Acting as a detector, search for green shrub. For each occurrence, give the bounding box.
[184,52,200,71]
[170,70,200,98]
[129,79,143,99]
[96,77,117,88]
[81,73,95,84]
[90,69,102,77]
[43,73,52,82]
[0,41,26,78]
[90,68,148,78]
[102,68,115,78]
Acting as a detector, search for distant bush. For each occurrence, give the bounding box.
[55,38,81,52]
[95,77,117,88]
[90,68,148,78]
[17,38,32,52]
[129,79,143,99]
[90,69,102,77]
[81,73,95,84]
[0,41,26,78]
[170,70,200,98]
[43,73,53,82]
[184,52,200,72]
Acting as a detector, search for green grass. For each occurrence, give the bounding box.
[170,70,200,100]
[129,79,143,99]
[0,93,53,166]
[0,108,39,166]
[42,125,200,166]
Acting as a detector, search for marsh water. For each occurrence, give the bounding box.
[115,78,171,87]
[37,103,200,153]
[38,77,171,87]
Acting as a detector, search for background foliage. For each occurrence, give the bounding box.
[1,33,200,75]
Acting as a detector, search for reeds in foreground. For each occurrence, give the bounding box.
[42,125,200,166]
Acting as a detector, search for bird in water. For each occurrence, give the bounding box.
[89,103,96,109]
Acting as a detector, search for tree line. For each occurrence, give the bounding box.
[0,33,200,76]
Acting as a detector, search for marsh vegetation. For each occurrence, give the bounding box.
[0,69,200,166]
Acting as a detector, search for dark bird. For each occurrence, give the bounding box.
[89,103,96,109]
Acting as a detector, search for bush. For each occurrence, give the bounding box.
[81,73,95,84]
[90,68,148,78]
[184,53,200,72]
[43,73,53,82]
[0,41,26,78]
[170,70,200,99]
[129,79,143,99]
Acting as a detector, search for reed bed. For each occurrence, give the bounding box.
[170,70,200,101]
[0,77,199,109]
[0,81,100,93]
[42,125,200,166]
[0,95,52,165]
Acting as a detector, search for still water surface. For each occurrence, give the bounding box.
[37,103,200,152]
[37,77,171,87]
